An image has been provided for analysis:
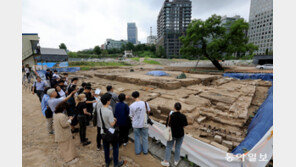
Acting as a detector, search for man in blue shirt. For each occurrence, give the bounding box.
[32,76,46,102]
[41,87,53,134]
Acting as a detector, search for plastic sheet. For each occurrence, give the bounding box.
[58,62,69,67]
[232,85,273,155]
[36,67,80,74]
[37,62,57,68]
[223,73,273,81]
[146,71,169,76]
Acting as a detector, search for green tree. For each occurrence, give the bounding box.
[59,43,67,50]
[180,14,258,70]
[93,46,102,55]
[156,46,165,58]
[121,42,135,51]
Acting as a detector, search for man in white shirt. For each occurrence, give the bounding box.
[129,91,150,155]
[52,70,60,80]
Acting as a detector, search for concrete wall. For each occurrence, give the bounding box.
[22,34,39,60]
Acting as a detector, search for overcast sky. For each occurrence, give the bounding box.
[22,0,251,51]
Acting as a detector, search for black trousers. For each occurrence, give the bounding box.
[97,127,102,149]
[78,115,87,143]
[119,126,129,146]
[36,90,44,102]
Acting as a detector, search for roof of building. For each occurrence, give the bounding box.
[22,33,38,36]
[40,48,67,55]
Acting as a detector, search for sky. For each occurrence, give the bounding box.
[22,0,251,51]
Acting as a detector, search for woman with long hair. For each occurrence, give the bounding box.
[53,102,79,165]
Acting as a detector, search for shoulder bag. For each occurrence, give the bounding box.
[164,113,173,141]
[100,108,119,143]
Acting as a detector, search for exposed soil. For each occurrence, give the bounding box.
[22,88,162,167]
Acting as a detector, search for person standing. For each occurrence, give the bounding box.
[161,102,188,167]
[53,102,79,165]
[75,94,92,146]
[66,77,78,95]
[47,88,76,113]
[24,64,31,83]
[53,70,60,80]
[45,69,52,87]
[83,86,97,125]
[55,85,66,98]
[114,93,130,147]
[106,85,119,114]
[92,89,104,150]
[32,76,46,102]
[129,91,150,155]
[41,87,54,134]
[98,93,124,167]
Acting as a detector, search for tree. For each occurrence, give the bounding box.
[180,14,258,70]
[93,46,102,55]
[156,46,165,58]
[59,43,67,50]
[121,42,135,51]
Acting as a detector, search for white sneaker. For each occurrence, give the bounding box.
[174,161,179,166]
[123,143,127,146]
[161,161,170,166]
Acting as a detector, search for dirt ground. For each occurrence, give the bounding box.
[22,88,162,167]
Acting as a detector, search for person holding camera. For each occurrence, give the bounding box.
[129,91,151,155]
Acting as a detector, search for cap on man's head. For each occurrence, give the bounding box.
[47,88,56,95]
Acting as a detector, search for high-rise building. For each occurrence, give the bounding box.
[105,39,127,50]
[157,0,192,58]
[248,0,273,55]
[127,23,138,44]
[221,15,242,32]
[147,27,157,45]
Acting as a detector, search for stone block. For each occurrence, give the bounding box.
[199,92,236,104]
[222,140,233,149]
[197,116,207,123]
[210,142,229,152]
[185,112,200,125]
[214,135,222,143]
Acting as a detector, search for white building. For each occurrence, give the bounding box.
[248,0,273,55]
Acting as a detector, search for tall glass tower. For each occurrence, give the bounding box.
[127,23,138,45]
[248,0,273,55]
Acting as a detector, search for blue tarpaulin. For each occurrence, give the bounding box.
[37,67,80,75]
[37,62,57,68]
[146,71,169,76]
[223,73,273,82]
[58,62,69,67]
[223,73,273,154]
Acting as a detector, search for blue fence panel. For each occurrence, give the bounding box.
[223,73,273,154]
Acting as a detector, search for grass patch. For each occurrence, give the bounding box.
[69,61,131,67]
[80,67,91,71]
[143,58,161,65]
[130,57,140,62]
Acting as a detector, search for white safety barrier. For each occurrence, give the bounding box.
[148,120,273,167]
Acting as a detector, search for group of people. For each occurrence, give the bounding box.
[31,69,188,167]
